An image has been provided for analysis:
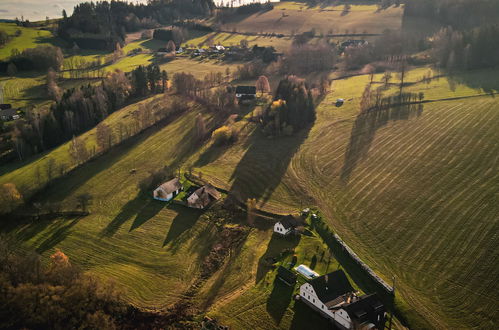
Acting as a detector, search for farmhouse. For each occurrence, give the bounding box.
[341,294,386,330]
[187,184,221,209]
[277,266,297,286]
[0,108,20,121]
[273,215,302,236]
[235,86,257,100]
[299,270,386,329]
[153,178,183,202]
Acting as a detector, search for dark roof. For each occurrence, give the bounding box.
[0,104,12,110]
[157,178,182,194]
[235,86,256,94]
[189,184,221,208]
[279,215,302,230]
[309,270,355,304]
[0,108,18,117]
[343,294,386,327]
[277,266,297,285]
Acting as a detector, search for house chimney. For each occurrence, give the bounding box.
[325,274,328,290]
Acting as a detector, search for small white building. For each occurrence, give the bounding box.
[153,178,182,202]
[295,264,319,279]
[299,270,386,329]
[273,215,302,236]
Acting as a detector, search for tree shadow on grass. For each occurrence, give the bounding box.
[129,199,167,231]
[163,205,203,246]
[340,103,424,183]
[101,194,166,237]
[227,121,312,207]
[36,216,82,254]
[289,300,331,330]
[266,277,295,325]
[256,233,301,284]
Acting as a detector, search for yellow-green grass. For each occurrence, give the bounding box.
[186,32,294,52]
[0,23,56,60]
[2,67,498,328]
[2,103,217,308]
[159,57,239,79]
[0,95,163,197]
[220,3,403,35]
[207,232,344,330]
[184,68,499,329]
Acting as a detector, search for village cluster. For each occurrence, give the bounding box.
[273,213,386,330]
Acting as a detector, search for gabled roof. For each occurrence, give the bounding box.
[342,294,385,324]
[279,215,302,230]
[189,184,221,208]
[309,270,355,305]
[235,86,256,94]
[277,266,297,285]
[157,178,182,194]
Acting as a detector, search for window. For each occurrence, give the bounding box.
[313,299,315,303]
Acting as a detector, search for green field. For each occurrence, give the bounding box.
[0,22,57,60]
[1,4,498,329]
[220,2,403,35]
[3,67,498,329]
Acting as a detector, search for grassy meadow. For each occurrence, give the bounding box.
[0,22,57,60]
[1,4,498,330]
[220,2,403,35]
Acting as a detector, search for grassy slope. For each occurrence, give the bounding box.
[0,23,55,60]
[189,68,499,329]
[220,2,403,35]
[4,104,216,308]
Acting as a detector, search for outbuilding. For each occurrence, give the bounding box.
[153,178,183,202]
[273,215,303,236]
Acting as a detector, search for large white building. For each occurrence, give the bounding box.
[299,270,386,329]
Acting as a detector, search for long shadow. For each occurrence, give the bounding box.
[227,119,313,207]
[256,233,301,284]
[36,216,82,253]
[266,276,295,324]
[289,299,331,330]
[129,199,166,231]
[340,103,424,183]
[448,70,499,94]
[100,195,145,237]
[163,205,203,247]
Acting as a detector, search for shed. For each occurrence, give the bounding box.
[153,178,183,202]
[235,86,256,99]
[187,184,221,209]
[295,264,320,279]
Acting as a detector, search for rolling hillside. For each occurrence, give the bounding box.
[191,69,499,329]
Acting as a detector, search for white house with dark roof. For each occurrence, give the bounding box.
[299,270,356,328]
[153,177,183,202]
[273,215,302,236]
[299,270,386,329]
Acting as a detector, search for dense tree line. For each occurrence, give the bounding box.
[283,43,336,74]
[260,76,315,136]
[431,25,499,70]
[0,239,126,329]
[404,0,499,29]
[0,45,64,73]
[153,27,187,46]
[10,64,165,161]
[57,0,214,50]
